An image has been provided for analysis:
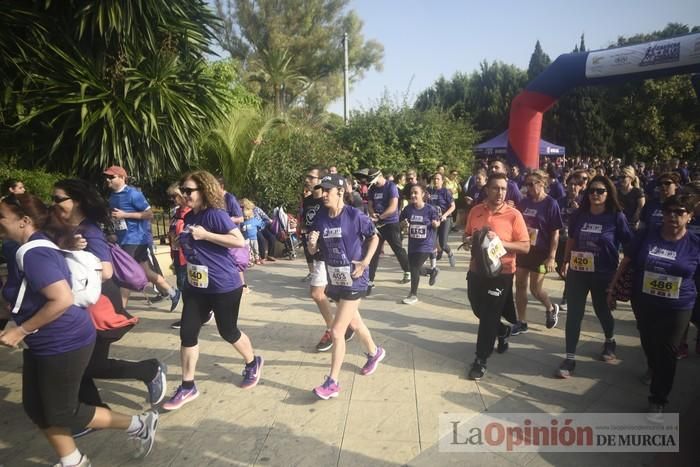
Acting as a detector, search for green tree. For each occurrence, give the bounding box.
[0,0,227,180]
[527,40,551,80]
[214,0,384,114]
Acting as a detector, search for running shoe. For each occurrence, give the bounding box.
[497,325,511,354]
[556,358,576,378]
[146,361,168,405]
[361,346,386,375]
[301,273,312,282]
[400,272,411,284]
[52,454,91,467]
[266,256,277,262]
[647,403,664,424]
[601,340,617,362]
[677,342,689,360]
[511,321,529,336]
[402,295,418,305]
[366,281,374,296]
[170,320,181,330]
[129,410,159,458]
[316,330,333,352]
[468,359,487,380]
[429,267,439,286]
[344,327,355,342]
[241,356,264,389]
[640,368,653,386]
[162,384,199,411]
[313,376,340,400]
[545,304,560,329]
[169,289,181,312]
[448,253,456,267]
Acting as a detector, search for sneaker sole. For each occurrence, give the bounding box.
[149,364,168,406]
[511,329,528,336]
[241,357,264,389]
[344,332,355,343]
[162,390,199,411]
[316,343,333,352]
[313,388,339,400]
[140,412,159,458]
[361,349,386,376]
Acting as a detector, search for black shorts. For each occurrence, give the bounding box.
[325,288,367,302]
[516,249,549,273]
[122,244,150,263]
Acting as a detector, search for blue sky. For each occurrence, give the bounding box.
[327,0,700,115]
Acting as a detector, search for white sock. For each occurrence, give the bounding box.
[430,256,437,269]
[127,415,143,434]
[167,288,177,299]
[61,449,82,466]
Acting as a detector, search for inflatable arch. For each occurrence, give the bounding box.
[508,32,700,169]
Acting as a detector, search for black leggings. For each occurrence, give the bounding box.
[79,330,159,408]
[257,226,277,259]
[23,345,97,430]
[180,287,244,347]
[467,272,517,362]
[408,252,433,295]
[437,218,452,255]
[369,222,409,281]
[634,301,691,405]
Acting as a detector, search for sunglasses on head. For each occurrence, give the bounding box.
[52,195,71,204]
[179,187,199,196]
[663,208,688,216]
[589,188,607,195]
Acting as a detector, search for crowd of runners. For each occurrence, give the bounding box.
[0,155,698,466]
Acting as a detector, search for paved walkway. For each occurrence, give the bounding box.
[1,237,699,466]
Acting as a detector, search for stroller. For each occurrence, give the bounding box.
[271,206,300,260]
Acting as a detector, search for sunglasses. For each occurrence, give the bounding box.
[663,208,688,216]
[104,174,116,180]
[52,195,71,204]
[179,187,199,196]
[589,188,607,195]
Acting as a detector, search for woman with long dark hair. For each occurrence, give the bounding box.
[557,176,632,378]
[51,179,167,414]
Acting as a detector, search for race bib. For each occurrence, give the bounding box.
[570,251,594,272]
[328,265,352,287]
[187,263,209,288]
[642,271,681,299]
[527,227,539,246]
[113,219,127,231]
[487,237,507,264]
[409,224,427,239]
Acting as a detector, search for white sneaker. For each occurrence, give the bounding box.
[402,295,418,305]
[130,410,159,458]
[52,454,91,467]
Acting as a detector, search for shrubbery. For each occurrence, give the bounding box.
[0,167,65,201]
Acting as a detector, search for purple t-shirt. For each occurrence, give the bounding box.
[548,180,566,202]
[78,220,111,262]
[180,208,243,293]
[311,206,376,293]
[557,194,583,236]
[640,198,664,230]
[2,233,95,356]
[625,228,700,311]
[517,195,563,253]
[688,216,700,237]
[568,210,632,273]
[400,204,439,253]
[224,192,243,221]
[369,181,400,224]
[427,187,454,214]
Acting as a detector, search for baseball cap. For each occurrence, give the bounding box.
[104,165,127,178]
[367,168,381,186]
[318,174,346,190]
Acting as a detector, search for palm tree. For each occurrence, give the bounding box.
[247,49,309,114]
[1,0,227,180]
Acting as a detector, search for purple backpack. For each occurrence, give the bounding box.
[229,245,250,273]
[109,243,149,291]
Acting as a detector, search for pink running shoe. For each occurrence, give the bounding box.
[162,384,199,411]
[361,346,386,375]
[313,376,340,400]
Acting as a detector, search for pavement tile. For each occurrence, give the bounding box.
[339,438,420,467]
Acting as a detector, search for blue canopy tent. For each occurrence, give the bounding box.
[474,130,565,158]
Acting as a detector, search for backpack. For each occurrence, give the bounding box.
[109,243,149,291]
[12,239,103,314]
[470,226,504,278]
